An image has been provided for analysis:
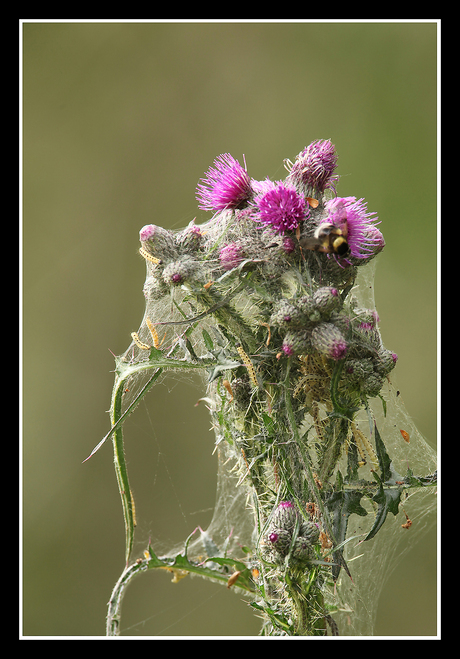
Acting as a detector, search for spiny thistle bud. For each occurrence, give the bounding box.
[311,322,347,360]
[292,537,315,563]
[266,502,320,564]
[175,221,204,252]
[375,348,398,376]
[162,259,196,286]
[361,372,385,397]
[282,236,297,253]
[312,286,341,316]
[344,356,388,397]
[329,310,351,335]
[297,294,316,320]
[345,357,375,385]
[285,139,339,194]
[271,500,297,530]
[143,275,168,301]
[300,520,320,546]
[270,299,306,329]
[282,330,312,357]
[219,243,245,271]
[139,224,176,261]
[268,529,292,556]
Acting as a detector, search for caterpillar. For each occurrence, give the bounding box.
[131,331,150,351]
[139,247,162,265]
[145,317,163,349]
[351,423,378,470]
[236,344,258,387]
[130,491,137,528]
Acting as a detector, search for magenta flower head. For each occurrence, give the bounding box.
[196,153,252,212]
[286,139,339,193]
[255,181,307,234]
[323,197,382,260]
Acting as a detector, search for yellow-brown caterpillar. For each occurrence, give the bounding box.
[351,422,378,470]
[139,247,162,265]
[131,331,150,351]
[236,345,258,387]
[145,317,164,349]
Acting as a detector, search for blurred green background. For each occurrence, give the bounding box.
[22,21,437,637]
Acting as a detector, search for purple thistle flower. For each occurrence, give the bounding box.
[196,153,252,212]
[255,181,307,234]
[286,139,339,193]
[323,197,382,259]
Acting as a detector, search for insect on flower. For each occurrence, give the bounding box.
[300,222,349,257]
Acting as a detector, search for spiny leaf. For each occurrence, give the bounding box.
[146,545,256,593]
[327,489,368,580]
[373,422,392,482]
[364,476,401,541]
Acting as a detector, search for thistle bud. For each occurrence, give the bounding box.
[375,348,398,375]
[300,521,320,546]
[292,536,315,563]
[344,358,374,385]
[312,286,341,316]
[282,330,312,357]
[231,377,251,410]
[175,222,204,252]
[139,224,176,260]
[271,501,297,531]
[267,529,292,556]
[296,294,315,318]
[162,259,196,286]
[219,243,245,271]
[265,502,319,565]
[311,323,347,360]
[361,372,385,397]
[329,311,351,335]
[270,299,305,329]
[285,139,339,195]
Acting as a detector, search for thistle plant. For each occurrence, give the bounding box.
[89,140,437,636]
